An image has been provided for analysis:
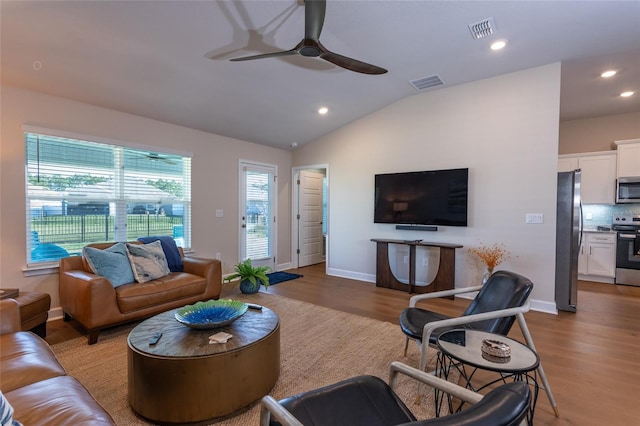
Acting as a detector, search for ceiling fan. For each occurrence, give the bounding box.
[230,0,387,75]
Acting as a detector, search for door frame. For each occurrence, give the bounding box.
[238,159,277,271]
[291,164,329,270]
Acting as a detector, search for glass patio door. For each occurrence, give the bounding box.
[239,161,276,270]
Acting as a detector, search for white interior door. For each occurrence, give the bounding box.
[239,161,276,270]
[297,170,325,267]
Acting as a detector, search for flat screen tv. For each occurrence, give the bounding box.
[374,168,468,227]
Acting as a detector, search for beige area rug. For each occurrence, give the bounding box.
[51,293,451,425]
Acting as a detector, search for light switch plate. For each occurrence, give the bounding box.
[526,213,544,224]
[215,209,223,218]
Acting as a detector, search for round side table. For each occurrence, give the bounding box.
[436,329,539,424]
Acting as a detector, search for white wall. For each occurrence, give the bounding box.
[293,64,562,312]
[559,111,640,154]
[0,86,292,312]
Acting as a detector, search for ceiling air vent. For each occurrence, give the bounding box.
[409,74,445,91]
[469,17,496,39]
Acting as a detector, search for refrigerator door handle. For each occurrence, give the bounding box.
[578,201,584,250]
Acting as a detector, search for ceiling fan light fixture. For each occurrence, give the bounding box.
[227,0,387,75]
[318,107,329,115]
[601,70,617,78]
[620,91,635,97]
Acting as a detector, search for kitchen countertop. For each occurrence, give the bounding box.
[582,228,616,234]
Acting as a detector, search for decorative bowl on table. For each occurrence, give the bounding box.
[481,338,511,363]
[175,299,248,329]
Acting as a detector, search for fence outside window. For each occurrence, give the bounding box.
[25,127,191,264]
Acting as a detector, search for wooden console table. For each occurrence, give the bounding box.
[371,239,462,294]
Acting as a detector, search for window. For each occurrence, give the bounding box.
[25,129,191,265]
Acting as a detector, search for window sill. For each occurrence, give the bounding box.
[22,248,194,277]
[22,262,59,277]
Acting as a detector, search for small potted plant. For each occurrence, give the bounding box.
[223,258,271,294]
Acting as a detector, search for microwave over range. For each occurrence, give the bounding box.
[617,177,640,204]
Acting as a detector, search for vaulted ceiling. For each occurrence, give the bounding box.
[2,1,639,149]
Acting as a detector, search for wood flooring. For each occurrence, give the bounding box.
[47,263,640,425]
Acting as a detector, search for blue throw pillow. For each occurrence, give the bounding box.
[137,236,183,272]
[83,242,135,287]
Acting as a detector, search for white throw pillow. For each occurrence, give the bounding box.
[126,241,170,283]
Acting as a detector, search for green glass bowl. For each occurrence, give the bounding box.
[175,299,248,329]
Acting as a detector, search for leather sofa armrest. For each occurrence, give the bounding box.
[183,257,222,297]
[0,299,22,334]
[59,254,86,273]
[59,270,120,327]
[183,257,215,276]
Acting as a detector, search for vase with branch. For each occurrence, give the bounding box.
[468,242,510,284]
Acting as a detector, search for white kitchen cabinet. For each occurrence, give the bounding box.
[578,239,587,275]
[615,139,640,177]
[558,157,579,172]
[558,151,617,204]
[578,232,616,281]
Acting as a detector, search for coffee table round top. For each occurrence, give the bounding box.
[128,304,279,358]
[437,329,539,373]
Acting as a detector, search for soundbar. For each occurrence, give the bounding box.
[395,225,438,232]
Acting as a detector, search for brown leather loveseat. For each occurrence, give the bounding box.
[59,242,221,344]
[0,299,115,425]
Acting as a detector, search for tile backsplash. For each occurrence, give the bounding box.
[582,204,640,229]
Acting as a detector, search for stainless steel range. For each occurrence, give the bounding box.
[612,215,640,287]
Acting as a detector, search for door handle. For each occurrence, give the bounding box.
[241,224,246,228]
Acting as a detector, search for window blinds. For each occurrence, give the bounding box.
[25,131,191,264]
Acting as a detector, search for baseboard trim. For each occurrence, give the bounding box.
[327,267,376,283]
[48,307,64,322]
[276,262,293,271]
[327,269,558,315]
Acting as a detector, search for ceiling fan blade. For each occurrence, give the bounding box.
[230,49,299,62]
[305,0,326,41]
[227,0,386,74]
[320,50,388,75]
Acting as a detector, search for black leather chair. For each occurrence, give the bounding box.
[260,361,531,426]
[398,270,558,418]
[399,270,533,371]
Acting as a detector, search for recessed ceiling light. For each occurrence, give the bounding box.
[490,40,507,50]
[620,91,635,97]
[318,107,329,115]
[601,70,616,78]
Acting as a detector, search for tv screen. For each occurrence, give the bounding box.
[374,168,468,227]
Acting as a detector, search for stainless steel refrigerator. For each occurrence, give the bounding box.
[555,170,582,312]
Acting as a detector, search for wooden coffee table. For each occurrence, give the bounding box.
[127,305,280,424]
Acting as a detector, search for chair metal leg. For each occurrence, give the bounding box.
[516,313,560,417]
[404,336,410,357]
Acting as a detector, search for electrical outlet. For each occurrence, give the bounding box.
[215,253,221,260]
[422,258,428,266]
[403,255,409,264]
[526,213,544,224]
[215,209,223,218]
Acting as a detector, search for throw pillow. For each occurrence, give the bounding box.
[126,240,171,283]
[83,242,135,287]
[137,236,184,272]
[0,391,22,426]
